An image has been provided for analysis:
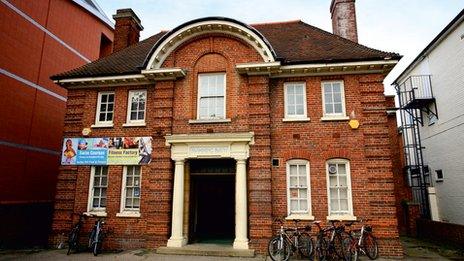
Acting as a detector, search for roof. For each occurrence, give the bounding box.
[51,19,400,80]
[393,8,464,85]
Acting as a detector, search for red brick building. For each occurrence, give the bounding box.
[50,0,404,256]
[0,0,113,247]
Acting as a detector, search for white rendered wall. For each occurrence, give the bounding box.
[409,21,464,225]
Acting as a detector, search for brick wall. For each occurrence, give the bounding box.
[50,33,402,256]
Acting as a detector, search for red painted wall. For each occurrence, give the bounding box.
[0,0,113,247]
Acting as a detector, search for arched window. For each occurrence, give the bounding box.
[286,159,312,219]
[326,159,355,219]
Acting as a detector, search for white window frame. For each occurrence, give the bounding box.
[283,82,310,122]
[326,159,356,221]
[321,81,349,121]
[196,73,227,120]
[86,166,108,217]
[286,159,314,220]
[94,91,115,127]
[124,90,147,126]
[117,166,142,217]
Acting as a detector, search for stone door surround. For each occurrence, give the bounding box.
[164,132,254,249]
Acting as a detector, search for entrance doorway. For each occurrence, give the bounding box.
[189,159,235,244]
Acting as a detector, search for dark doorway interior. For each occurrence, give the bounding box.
[189,159,235,244]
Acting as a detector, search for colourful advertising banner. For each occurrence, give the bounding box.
[61,137,152,165]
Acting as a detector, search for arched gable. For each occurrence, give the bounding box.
[143,17,276,70]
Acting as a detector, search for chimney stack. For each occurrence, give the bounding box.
[112,9,143,53]
[330,0,358,42]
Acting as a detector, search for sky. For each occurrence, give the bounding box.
[96,0,464,95]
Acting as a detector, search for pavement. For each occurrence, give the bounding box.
[0,237,463,260]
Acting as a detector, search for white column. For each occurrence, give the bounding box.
[167,159,187,247]
[233,158,249,249]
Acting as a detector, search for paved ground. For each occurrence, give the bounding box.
[1,237,463,260]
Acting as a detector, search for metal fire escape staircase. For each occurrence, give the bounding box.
[396,75,438,218]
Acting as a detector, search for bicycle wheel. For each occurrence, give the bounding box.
[67,228,79,255]
[298,232,314,258]
[315,236,328,261]
[333,232,348,260]
[268,236,291,261]
[363,233,379,260]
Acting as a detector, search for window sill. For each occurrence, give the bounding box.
[286,214,315,221]
[91,123,114,128]
[188,118,231,124]
[122,122,146,127]
[116,212,141,218]
[320,116,350,122]
[282,117,310,122]
[84,211,107,217]
[326,215,357,221]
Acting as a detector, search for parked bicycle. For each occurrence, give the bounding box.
[89,217,106,256]
[313,220,348,261]
[344,219,379,261]
[67,213,88,255]
[267,218,313,261]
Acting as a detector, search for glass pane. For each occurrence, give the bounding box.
[138,111,144,120]
[106,113,113,121]
[100,198,106,207]
[338,164,346,174]
[329,176,338,187]
[298,165,305,175]
[324,93,333,103]
[134,177,140,186]
[93,198,99,208]
[138,102,145,111]
[334,103,343,113]
[126,188,133,197]
[125,198,132,208]
[101,94,108,102]
[131,102,137,110]
[101,167,108,175]
[332,83,341,92]
[101,177,107,186]
[330,199,339,211]
[300,200,308,211]
[299,176,307,187]
[107,104,113,112]
[134,167,140,176]
[134,187,140,197]
[339,188,348,199]
[99,113,105,121]
[289,177,298,187]
[290,199,298,211]
[287,105,295,115]
[290,188,299,198]
[100,104,107,112]
[108,94,114,102]
[330,188,339,199]
[290,165,298,176]
[287,85,294,95]
[101,188,107,197]
[333,93,342,103]
[296,105,304,115]
[324,84,332,94]
[299,189,307,199]
[339,176,347,187]
[295,94,304,105]
[94,188,100,197]
[295,85,304,95]
[133,198,140,208]
[340,199,348,211]
[325,104,333,114]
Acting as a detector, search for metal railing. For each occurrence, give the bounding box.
[398,75,434,108]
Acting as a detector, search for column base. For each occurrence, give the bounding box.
[233,239,249,249]
[167,237,187,248]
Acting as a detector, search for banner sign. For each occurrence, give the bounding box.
[61,137,152,165]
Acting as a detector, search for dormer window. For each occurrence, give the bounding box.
[197,73,226,120]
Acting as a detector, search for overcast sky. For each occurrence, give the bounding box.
[97,0,463,94]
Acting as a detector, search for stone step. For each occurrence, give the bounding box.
[157,244,255,257]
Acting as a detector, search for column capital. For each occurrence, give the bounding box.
[235,157,248,163]
[173,158,185,164]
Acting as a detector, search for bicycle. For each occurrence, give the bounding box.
[267,218,313,261]
[67,213,88,255]
[313,220,349,261]
[89,217,106,256]
[344,219,379,261]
